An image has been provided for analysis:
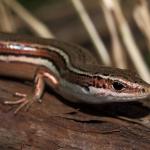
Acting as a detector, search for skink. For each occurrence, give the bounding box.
[0,33,149,113]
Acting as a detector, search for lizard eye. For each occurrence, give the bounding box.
[112,81,125,91]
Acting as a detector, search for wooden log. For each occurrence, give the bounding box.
[0,78,150,150]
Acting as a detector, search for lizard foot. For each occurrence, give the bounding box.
[4,92,40,114]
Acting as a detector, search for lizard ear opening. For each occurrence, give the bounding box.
[112,81,125,91]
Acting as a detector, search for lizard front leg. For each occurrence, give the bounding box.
[4,69,59,114]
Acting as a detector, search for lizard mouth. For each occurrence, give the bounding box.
[114,93,150,101]
[97,92,150,102]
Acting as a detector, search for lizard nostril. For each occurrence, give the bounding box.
[142,88,145,93]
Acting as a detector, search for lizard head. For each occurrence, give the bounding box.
[81,67,150,102]
[61,66,150,104]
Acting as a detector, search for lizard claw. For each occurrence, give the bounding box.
[14,92,26,97]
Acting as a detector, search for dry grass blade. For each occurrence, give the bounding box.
[133,0,150,53]
[101,0,127,69]
[0,1,15,32]
[3,0,54,38]
[105,0,150,83]
[71,0,111,66]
